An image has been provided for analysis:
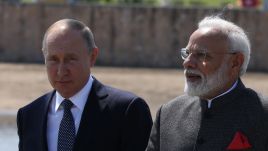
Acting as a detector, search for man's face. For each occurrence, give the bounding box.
[183,28,237,99]
[44,26,95,98]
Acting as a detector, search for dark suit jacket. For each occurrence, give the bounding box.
[147,79,268,151]
[17,78,152,151]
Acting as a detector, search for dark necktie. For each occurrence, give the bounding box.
[58,99,76,151]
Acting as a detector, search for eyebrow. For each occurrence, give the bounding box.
[186,47,207,52]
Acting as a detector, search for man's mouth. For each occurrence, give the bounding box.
[185,71,202,82]
[56,80,71,84]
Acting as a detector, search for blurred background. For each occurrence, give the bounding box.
[1,0,268,150]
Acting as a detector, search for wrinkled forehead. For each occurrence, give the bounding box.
[187,27,229,53]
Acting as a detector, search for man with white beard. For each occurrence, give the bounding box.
[146,16,268,151]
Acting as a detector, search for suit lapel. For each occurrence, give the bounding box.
[41,91,55,151]
[73,78,109,150]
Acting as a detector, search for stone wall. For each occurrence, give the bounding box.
[1,3,268,71]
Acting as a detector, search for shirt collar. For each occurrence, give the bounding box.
[207,80,238,108]
[55,75,94,112]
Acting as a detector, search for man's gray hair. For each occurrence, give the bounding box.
[198,16,250,76]
[42,19,97,54]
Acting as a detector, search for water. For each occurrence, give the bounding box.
[0,126,18,151]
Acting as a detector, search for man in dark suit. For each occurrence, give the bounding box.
[146,15,268,151]
[17,19,152,151]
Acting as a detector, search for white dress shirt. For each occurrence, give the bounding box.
[47,75,94,151]
[207,80,238,108]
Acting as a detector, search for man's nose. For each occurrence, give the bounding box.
[183,54,197,69]
[57,62,68,77]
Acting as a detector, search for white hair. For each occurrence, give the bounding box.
[198,16,251,76]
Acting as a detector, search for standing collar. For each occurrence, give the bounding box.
[207,80,238,108]
[55,75,94,112]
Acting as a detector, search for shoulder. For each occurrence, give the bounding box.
[92,77,140,102]
[18,91,54,113]
[255,91,268,104]
[104,85,149,109]
[105,85,139,100]
[92,78,150,113]
[255,91,268,111]
[98,84,152,125]
[237,86,268,119]
[158,94,199,118]
[161,94,199,111]
[239,87,268,107]
[236,80,267,104]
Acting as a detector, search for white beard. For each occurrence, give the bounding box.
[184,61,229,98]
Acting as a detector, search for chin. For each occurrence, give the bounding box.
[184,82,209,97]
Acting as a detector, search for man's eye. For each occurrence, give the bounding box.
[185,51,190,55]
[47,57,58,62]
[66,57,78,63]
[70,57,77,61]
[196,52,206,58]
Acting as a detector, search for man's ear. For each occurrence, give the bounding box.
[89,47,99,67]
[231,52,244,73]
